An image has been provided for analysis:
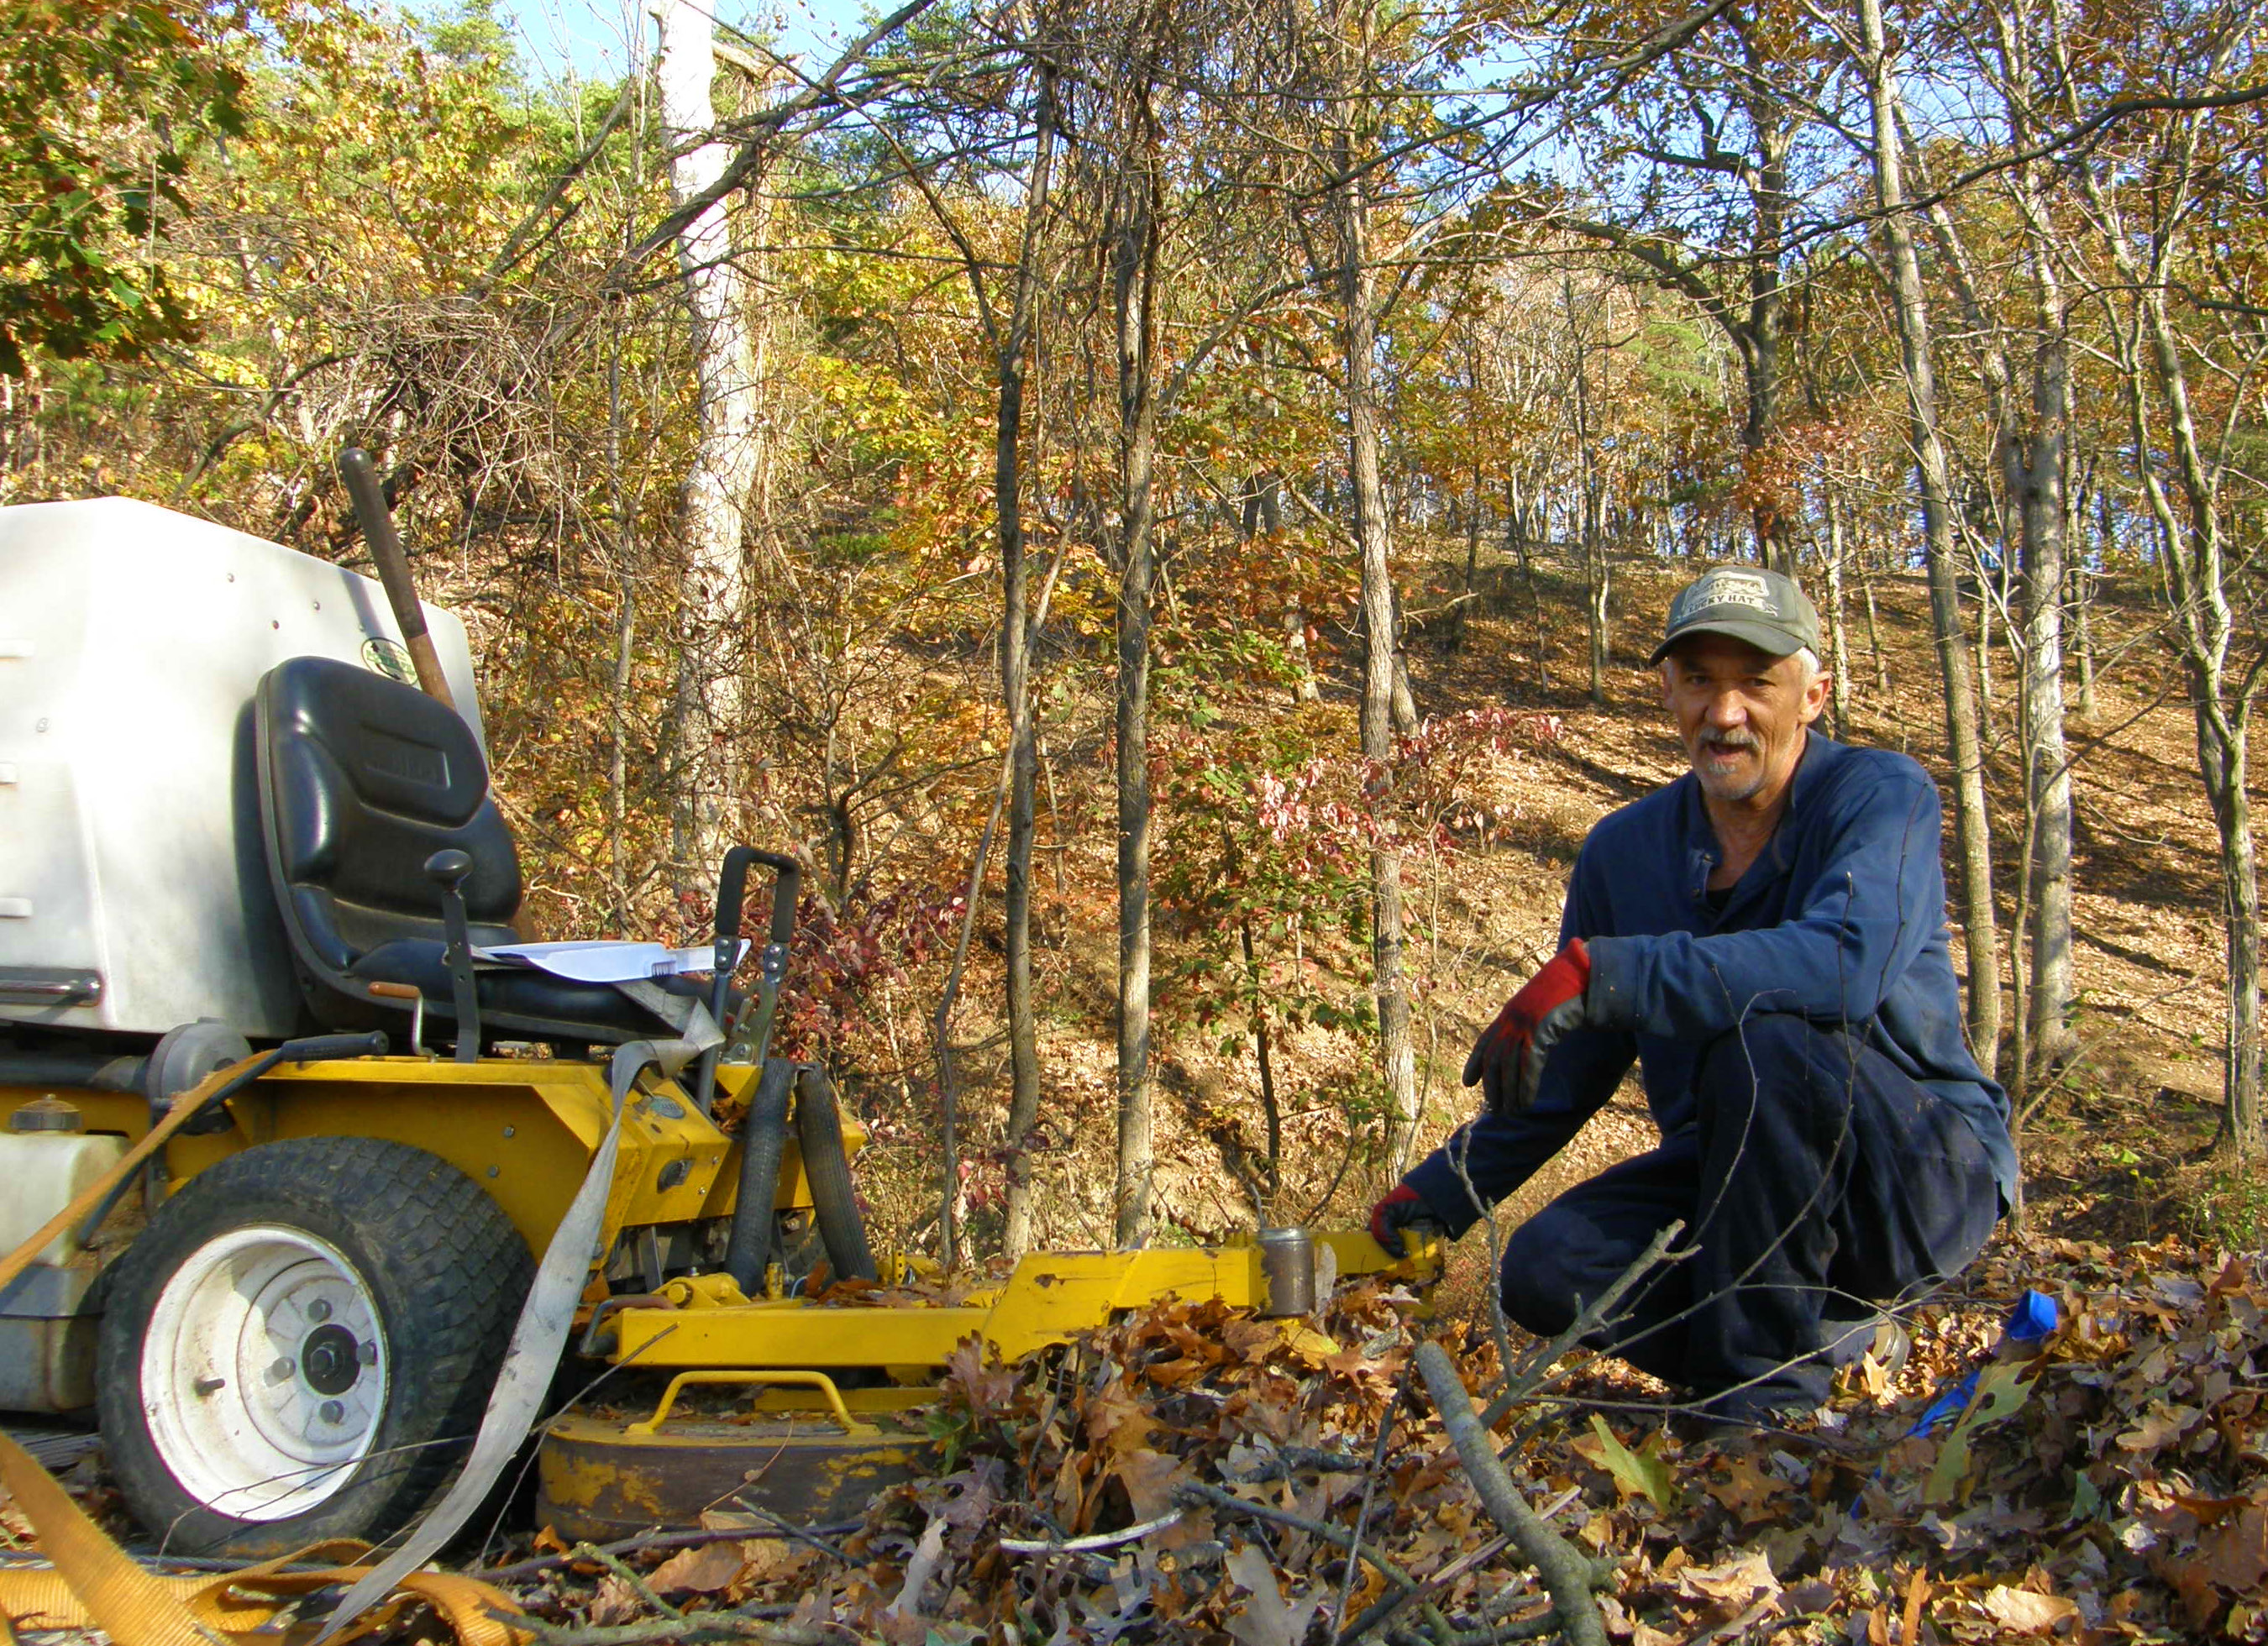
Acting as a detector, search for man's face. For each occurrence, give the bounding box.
[1659,634,1830,807]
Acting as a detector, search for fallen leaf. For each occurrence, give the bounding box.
[1675,1550,1781,1612]
[649,1540,746,1596]
[1583,1414,1677,1512]
[587,1574,641,1626]
[1924,1361,2035,1504]
[1224,1542,1323,1646]
[1705,1455,1791,1524]
[888,1514,948,1618]
[943,1339,1018,1417]
[2120,1402,2205,1454]
[735,1539,819,1586]
[1980,1586,2078,1633]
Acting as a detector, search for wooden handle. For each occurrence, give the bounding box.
[337,448,458,711]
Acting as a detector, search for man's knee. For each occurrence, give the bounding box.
[1497,1214,1589,1338]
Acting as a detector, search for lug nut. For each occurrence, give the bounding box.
[268,1358,293,1383]
[307,1299,332,1323]
[318,1400,345,1425]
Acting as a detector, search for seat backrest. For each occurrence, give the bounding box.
[255,657,521,974]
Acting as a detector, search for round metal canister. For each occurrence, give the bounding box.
[1257,1226,1316,1317]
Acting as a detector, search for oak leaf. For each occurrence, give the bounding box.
[1979,1585,2078,1633]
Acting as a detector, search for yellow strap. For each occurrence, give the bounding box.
[0,1432,531,1646]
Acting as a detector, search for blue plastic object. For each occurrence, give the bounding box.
[1907,1288,2061,1439]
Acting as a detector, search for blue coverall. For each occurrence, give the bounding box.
[1404,730,2016,1418]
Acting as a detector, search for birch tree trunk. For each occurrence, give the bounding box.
[1856,0,2003,1063]
[658,0,764,893]
[1335,149,1420,1172]
[2069,57,2264,1158]
[999,82,1058,1261]
[1111,158,1164,1245]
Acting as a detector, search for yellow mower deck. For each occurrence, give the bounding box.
[535,1231,1422,1535]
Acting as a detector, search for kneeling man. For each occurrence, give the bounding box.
[1373,566,2013,1426]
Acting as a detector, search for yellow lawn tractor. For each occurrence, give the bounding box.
[0,459,1425,1560]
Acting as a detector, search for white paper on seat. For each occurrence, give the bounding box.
[468,937,748,983]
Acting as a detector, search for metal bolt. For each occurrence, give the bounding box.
[268,1358,293,1383]
[318,1400,345,1425]
[360,1339,378,1365]
[487,1166,499,1178]
[193,1376,226,1397]
[501,1125,515,1138]
[307,1298,332,1323]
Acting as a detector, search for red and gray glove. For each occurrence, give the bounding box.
[1462,938,1592,1118]
[1368,1182,1446,1258]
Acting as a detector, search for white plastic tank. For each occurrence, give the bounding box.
[0,498,485,1040]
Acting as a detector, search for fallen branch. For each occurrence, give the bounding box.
[573,1543,683,1624]
[1331,1364,1410,1640]
[1221,1445,1375,1483]
[508,1612,822,1646]
[476,1523,862,1585]
[1174,1482,1457,1643]
[1415,1341,1610,1646]
[728,1497,854,1565]
[997,1510,1184,1554]
[1341,1533,1515,1642]
[1482,1219,1688,1428]
[1346,1487,1584,1643]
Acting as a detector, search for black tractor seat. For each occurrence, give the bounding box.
[255,656,725,1051]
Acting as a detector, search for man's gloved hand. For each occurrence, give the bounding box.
[1368,1182,1446,1258]
[1462,938,1593,1117]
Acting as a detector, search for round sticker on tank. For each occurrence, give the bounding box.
[362,637,417,684]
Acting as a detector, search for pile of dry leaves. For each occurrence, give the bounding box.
[467,1233,2268,1646]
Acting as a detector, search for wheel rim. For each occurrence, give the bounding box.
[140,1225,389,1522]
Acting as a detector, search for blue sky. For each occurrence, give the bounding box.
[465,0,882,90]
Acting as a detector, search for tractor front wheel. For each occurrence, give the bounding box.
[95,1135,531,1555]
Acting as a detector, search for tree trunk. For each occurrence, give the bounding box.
[1111,162,1163,1246]
[658,0,764,899]
[1336,157,1420,1172]
[2071,561,2096,718]
[2016,291,2077,1077]
[1824,486,1852,732]
[1856,0,2003,1063]
[999,85,1057,1261]
[1449,467,1482,654]
[2199,698,2264,1161]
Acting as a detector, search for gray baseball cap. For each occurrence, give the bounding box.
[1650,565,1822,666]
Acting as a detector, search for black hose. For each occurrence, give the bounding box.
[723,1058,795,1294]
[793,1064,875,1282]
[0,1052,145,1093]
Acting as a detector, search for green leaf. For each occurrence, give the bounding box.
[1924,1360,2034,1506]
[1588,1414,1676,1511]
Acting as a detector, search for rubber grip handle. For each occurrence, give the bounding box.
[750,852,799,948]
[716,847,756,946]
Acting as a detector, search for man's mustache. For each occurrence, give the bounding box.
[1699,731,1761,752]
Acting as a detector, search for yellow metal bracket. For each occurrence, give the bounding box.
[626,1370,879,1437]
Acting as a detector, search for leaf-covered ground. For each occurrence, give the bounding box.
[379,1232,2265,1646]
